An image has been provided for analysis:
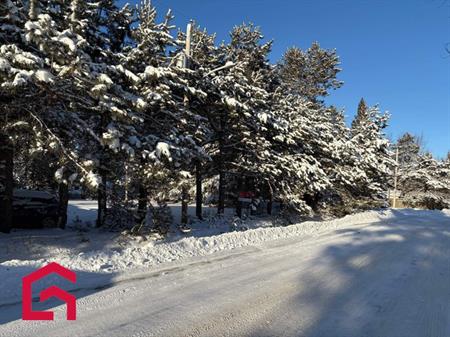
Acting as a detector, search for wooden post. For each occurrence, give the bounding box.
[0,133,13,233]
[180,21,193,225]
[185,22,192,66]
[393,147,399,209]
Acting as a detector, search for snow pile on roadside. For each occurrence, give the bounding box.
[109,209,395,269]
[1,209,394,276]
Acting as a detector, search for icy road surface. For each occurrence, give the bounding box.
[1,209,449,337]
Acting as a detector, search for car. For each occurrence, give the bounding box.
[12,189,59,228]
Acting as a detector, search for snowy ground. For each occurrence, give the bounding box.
[0,203,449,337]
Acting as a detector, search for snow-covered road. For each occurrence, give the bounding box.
[1,209,449,337]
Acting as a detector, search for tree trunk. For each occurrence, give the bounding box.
[96,170,107,227]
[136,183,147,225]
[195,161,203,220]
[304,193,320,212]
[57,182,69,229]
[267,181,273,215]
[218,170,225,214]
[181,185,189,225]
[217,115,227,215]
[236,176,243,218]
[0,133,13,233]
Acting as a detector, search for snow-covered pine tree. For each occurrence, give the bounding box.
[178,23,220,219]
[275,44,349,214]
[348,105,393,205]
[351,98,369,132]
[0,132,13,232]
[8,0,151,227]
[399,153,450,209]
[0,0,91,230]
[394,135,450,209]
[266,91,332,215]
[62,0,151,227]
[396,132,421,168]
[278,43,342,104]
[201,23,275,213]
[120,2,208,228]
[0,0,23,232]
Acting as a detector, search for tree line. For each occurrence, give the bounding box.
[1,0,447,233]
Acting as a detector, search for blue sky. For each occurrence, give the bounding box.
[126,0,450,158]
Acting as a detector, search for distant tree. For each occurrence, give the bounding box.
[395,133,450,209]
[351,98,369,133]
[400,153,450,209]
[396,133,421,168]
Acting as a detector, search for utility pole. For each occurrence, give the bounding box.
[392,147,399,208]
[181,22,193,226]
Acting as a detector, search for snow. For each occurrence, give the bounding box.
[54,167,64,181]
[258,111,268,123]
[67,200,98,225]
[0,57,11,71]
[0,207,448,336]
[97,73,113,85]
[142,65,161,79]
[134,97,147,110]
[34,69,54,83]
[5,203,397,281]
[11,70,32,87]
[115,65,139,83]
[155,141,171,160]
[84,172,101,188]
[13,53,40,66]
[224,96,240,108]
[57,36,77,52]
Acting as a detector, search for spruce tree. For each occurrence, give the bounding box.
[351,98,369,132]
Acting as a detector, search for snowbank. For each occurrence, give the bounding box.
[4,207,449,307]
[3,211,397,276]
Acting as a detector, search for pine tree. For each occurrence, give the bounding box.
[351,98,369,132]
[349,105,393,202]
[3,0,434,230]
[395,135,450,209]
[278,43,342,103]
[120,2,208,227]
[396,132,421,167]
[400,153,450,209]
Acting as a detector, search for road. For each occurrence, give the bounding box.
[1,209,449,337]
